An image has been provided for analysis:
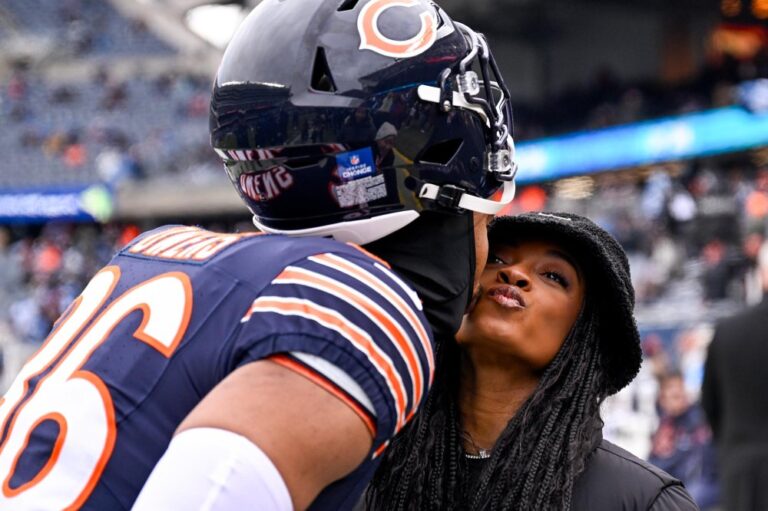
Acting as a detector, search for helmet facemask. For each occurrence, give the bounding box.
[415,19,517,216]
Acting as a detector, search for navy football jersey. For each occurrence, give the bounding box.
[0,226,433,510]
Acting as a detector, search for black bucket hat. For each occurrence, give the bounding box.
[488,212,642,395]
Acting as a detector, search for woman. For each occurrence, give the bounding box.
[365,212,698,510]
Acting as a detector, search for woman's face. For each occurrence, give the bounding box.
[456,238,586,372]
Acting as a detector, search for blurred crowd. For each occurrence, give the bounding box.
[0,0,173,56]
[0,67,217,189]
[0,0,212,188]
[0,223,138,344]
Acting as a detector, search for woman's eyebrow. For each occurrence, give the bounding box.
[546,249,582,282]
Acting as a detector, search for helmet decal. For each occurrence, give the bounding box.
[357,0,438,58]
[239,167,294,202]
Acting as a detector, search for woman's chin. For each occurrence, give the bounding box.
[456,325,516,352]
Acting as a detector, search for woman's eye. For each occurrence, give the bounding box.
[487,254,505,265]
[543,271,569,288]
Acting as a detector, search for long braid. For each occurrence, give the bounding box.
[518,403,562,508]
[367,303,611,511]
[563,348,603,506]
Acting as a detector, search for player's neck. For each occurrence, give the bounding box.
[364,211,475,339]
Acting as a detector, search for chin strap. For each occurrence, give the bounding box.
[418,178,516,215]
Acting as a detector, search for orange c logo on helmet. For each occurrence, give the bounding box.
[358,0,438,58]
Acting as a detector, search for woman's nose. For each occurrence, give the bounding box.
[497,267,530,289]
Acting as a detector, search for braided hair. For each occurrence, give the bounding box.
[366,302,611,511]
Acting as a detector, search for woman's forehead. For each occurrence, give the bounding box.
[491,238,584,275]
[491,236,572,256]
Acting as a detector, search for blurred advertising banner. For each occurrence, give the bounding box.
[0,185,113,224]
[516,104,768,183]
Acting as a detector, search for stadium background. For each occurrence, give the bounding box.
[0,0,766,499]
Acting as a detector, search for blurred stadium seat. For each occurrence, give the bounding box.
[1,0,174,56]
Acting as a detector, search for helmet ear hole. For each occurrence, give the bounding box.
[337,0,359,11]
[417,138,463,165]
[311,47,337,93]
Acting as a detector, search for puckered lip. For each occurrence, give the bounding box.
[487,285,526,309]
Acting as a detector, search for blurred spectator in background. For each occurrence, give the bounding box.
[738,231,765,305]
[0,228,21,303]
[701,239,731,302]
[340,105,376,145]
[702,240,768,511]
[373,122,397,169]
[0,223,139,345]
[743,168,768,231]
[649,372,720,510]
[643,332,672,379]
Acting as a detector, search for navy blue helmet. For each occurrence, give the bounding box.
[210,0,517,244]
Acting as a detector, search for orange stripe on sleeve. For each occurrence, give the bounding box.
[268,354,377,438]
[245,297,407,430]
[273,268,423,416]
[310,254,434,382]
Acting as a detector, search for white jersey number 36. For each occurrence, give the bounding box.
[0,266,192,510]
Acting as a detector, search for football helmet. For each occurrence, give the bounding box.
[210,0,517,244]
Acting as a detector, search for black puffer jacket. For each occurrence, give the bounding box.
[355,438,699,510]
[571,439,699,511]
